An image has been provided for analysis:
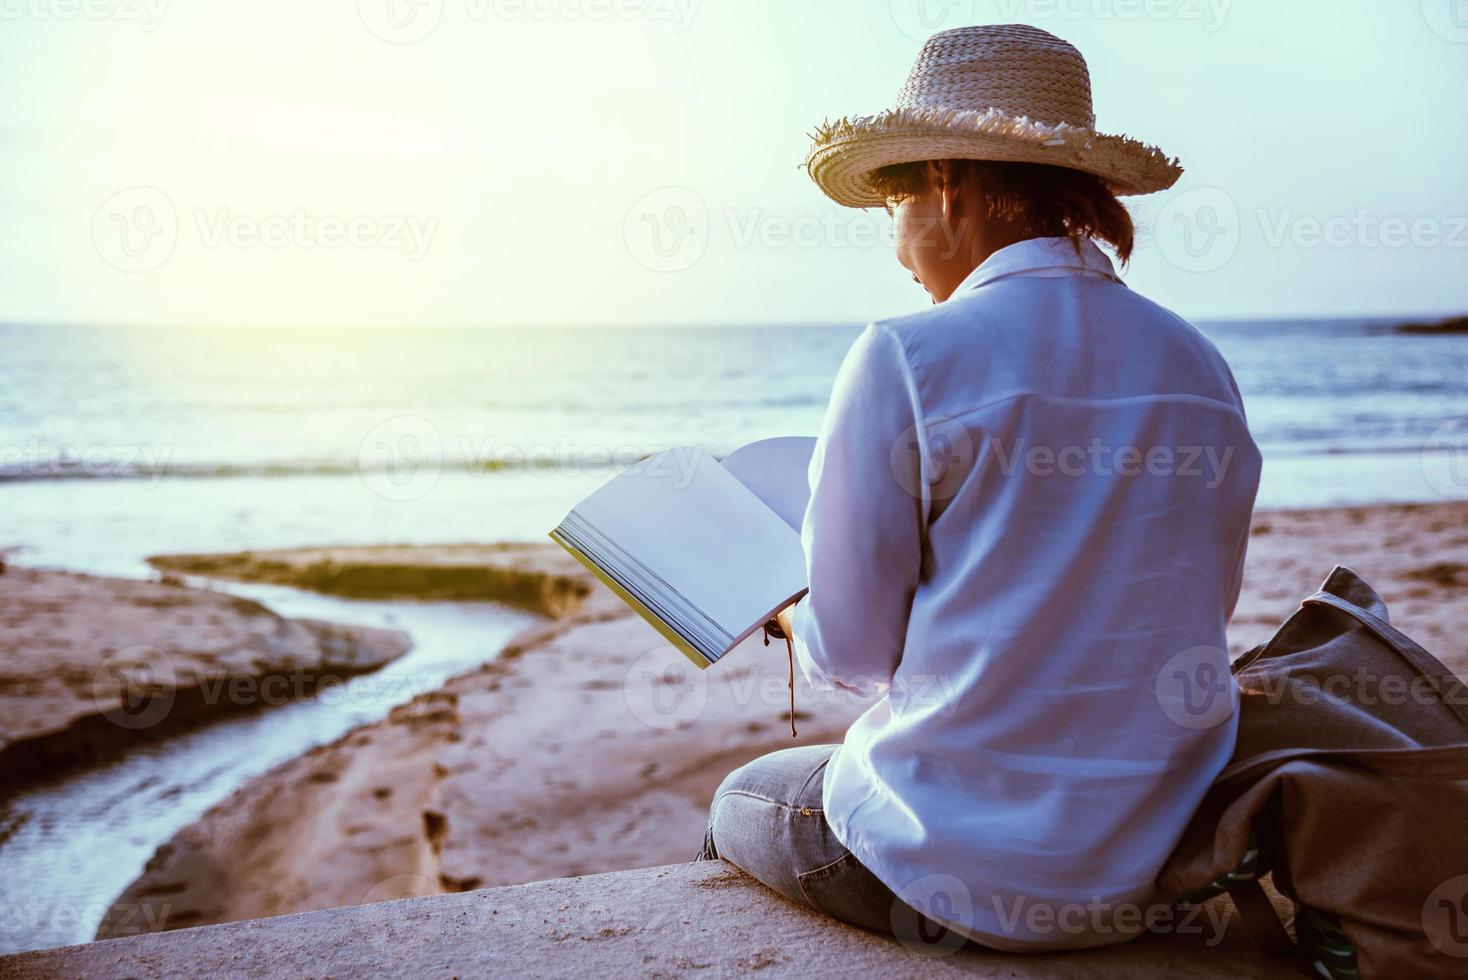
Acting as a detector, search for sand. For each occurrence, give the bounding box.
[97,501,1468,939]
[0,566,413,784]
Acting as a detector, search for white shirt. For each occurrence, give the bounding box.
[792,236,1261,951]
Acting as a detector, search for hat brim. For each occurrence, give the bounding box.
[805,106,1182,208]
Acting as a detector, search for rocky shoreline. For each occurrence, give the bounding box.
[90,502,1468,941]
[0,567,413,786]
[148,542,594,617]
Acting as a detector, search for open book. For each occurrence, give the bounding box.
[550,436,816,669]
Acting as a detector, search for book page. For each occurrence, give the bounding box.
[560,446,806,663]
[718,436,816,532]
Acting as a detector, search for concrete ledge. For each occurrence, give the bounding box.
[2,863,1299,979]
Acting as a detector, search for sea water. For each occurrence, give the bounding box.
[1,318,1465,952]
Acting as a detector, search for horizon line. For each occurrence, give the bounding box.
[0,309,1462,332]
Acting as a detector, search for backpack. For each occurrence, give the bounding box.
[1159,566,1468,980]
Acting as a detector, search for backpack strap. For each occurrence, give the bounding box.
[1227,876,1296,957]
[1171,833,1358,975]
[1228,878,1363,979]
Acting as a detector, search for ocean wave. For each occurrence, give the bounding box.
[0,454,654,483]
[2,440,1461,484]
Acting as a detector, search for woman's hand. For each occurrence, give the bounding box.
[774,602,796,642]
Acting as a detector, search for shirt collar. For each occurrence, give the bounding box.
[952,236,1121,295]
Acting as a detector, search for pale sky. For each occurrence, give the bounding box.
[1,0,1464,327]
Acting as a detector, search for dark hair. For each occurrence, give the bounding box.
[867,159,1135,265]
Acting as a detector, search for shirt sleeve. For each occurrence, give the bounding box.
[791,322,926,697]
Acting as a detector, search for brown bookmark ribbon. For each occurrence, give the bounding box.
[762,618,797,738]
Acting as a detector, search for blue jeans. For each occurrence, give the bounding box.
[697,744,958,944]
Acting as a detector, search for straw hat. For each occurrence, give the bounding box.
[805,24,1182,207]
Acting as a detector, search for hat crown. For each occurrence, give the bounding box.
[894,24,1095,130]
